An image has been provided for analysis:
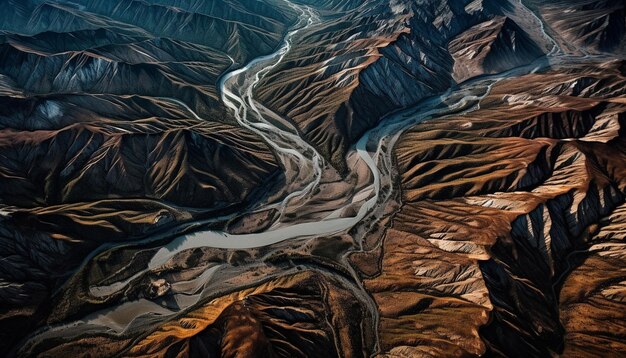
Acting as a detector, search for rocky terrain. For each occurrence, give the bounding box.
[0,0,625,357]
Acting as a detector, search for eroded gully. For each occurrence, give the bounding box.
[18,2,580,355]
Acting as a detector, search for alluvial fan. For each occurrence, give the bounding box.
[0,0,625,357]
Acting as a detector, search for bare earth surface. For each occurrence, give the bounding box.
[0,0,625,357]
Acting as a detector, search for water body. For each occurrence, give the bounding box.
[19,1,591,354]
[148,2,384,267]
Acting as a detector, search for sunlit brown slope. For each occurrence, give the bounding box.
[449,16,545,82]
[26,61,626,358]
[2,0,626,356]
[559,203,626,356]
[256,0,412,168]
[0,0,298,352]
[382,60,626,357]
[256,0,547,169]
[529,0,625,54]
